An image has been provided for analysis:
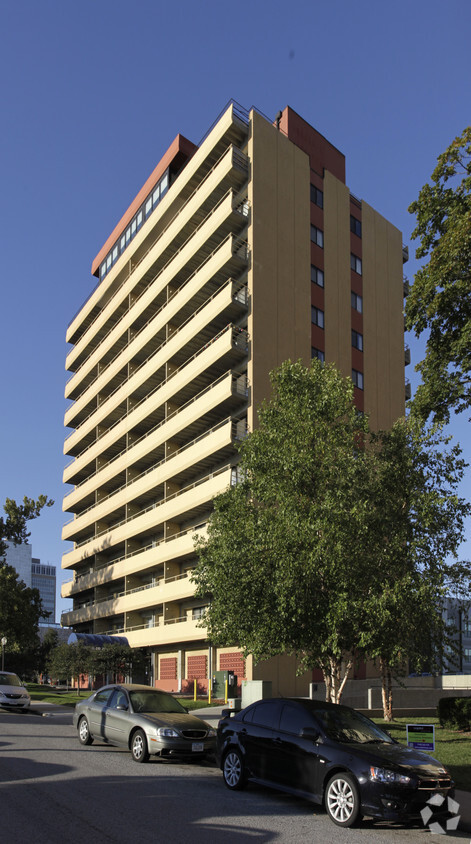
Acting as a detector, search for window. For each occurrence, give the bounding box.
[94,689,114,705]
[280,703,304,735]
[311,265,324,287]
[252,701,282,730]
[352,369,364,390]
[464,648,471,661]
[311,306,324,328]
[99,167,171,280]
[351,291,363,313]
[350,215,362,237]
[311,225,324,248]
[352,330,363,351]
[311,347,325,362]
[310,184,324,208]
[192,606,206,620]
[351,254,362,275]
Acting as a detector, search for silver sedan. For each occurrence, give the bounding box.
[73,683,216,763]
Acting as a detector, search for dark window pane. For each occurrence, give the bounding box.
[252,701,282,729]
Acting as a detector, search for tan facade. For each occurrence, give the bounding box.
[61,101,407,695]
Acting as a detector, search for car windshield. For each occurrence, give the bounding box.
[0,673,22,687]
[129,690,187,714]
[312,706,393,744]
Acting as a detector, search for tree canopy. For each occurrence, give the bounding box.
[0,495,54,559]
[192,360,471,713]
[0,495,54,673]
[47,643,148,692]
[406,126,471,424]
[0,560,45,670]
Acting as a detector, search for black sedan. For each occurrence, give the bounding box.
[217,697,453,828]
[73,683,216,762]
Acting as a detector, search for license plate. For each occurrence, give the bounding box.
[192,742,204,752]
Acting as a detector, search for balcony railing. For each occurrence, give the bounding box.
[65,367,247,478]
[68,143,249,335]
[67,191,250,394]
[62,521,207,593]
[64,239,249,442]
[63,412,246,527]
[72,463,232,550]
[61,570,192,619]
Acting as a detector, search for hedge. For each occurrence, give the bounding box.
[438,696,471,730]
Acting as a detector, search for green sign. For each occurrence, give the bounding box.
[406,723,435,751]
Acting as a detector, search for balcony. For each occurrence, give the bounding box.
[64,232,249,441]
[63,367,247,490]
[62,416,237,542]
[61,570,196,626]
[65,187,250,401]
[66,102,249,347]
[62,464,233,568]
[61,523,207,597]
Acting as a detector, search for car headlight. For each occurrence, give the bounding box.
[156,727,180,738]
[0,692,6,698]
[207,728,216,738]
[370,766,411,785]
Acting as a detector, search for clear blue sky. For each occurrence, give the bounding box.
[1,0,470,619]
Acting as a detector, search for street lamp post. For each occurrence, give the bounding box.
[1,637,7,671]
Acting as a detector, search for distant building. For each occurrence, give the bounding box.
[3,542,56,623]
[32,559,56,623]
[3,541,32,587]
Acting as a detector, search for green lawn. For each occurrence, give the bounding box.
[26,684,217,711]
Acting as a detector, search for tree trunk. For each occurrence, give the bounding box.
[380,657,393,720]
[322,656,353,704]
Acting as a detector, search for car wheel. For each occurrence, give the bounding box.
[131,729,149,763]
[325,773,362,827]
[78,716,93,746]
[223,748,247,790]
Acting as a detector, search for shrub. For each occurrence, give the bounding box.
[438,696,471,730]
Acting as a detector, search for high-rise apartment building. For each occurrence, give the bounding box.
[61,101,407,694]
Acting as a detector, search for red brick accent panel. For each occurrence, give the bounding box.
[219,653,246,678]
[187,655,207,680]
[159,657,177,680]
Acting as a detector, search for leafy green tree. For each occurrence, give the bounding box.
[89,644,148,683]
[0,495,54,674]
[48,642,94,694]
[37,628,59,679]
[406,126,471,424]
[193,361,471,711]
[47,642,75,686]
[359,418,470,718]
[193,360,375,703]
[0,560,45,669]
[0,495,54,559]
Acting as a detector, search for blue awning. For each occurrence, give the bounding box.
[67,633,129,648]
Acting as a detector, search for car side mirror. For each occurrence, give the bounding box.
[300,727,320,742]
[221,708,232,718]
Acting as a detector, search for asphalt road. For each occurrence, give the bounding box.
[0,704,469,844]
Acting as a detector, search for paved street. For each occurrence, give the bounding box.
[0,705,470,844]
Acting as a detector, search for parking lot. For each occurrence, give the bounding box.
[0,704,469,843]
